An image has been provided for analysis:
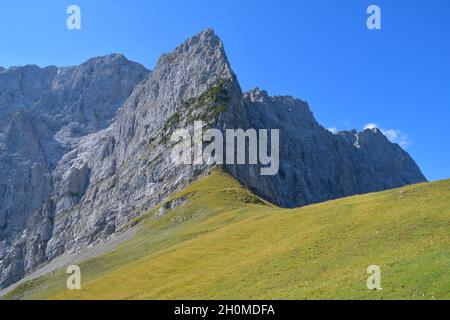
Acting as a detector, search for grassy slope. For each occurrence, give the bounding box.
[4,170,450,300]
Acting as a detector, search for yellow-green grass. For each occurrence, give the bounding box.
[4,170,450,300]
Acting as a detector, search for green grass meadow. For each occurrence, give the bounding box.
[4,170,450,300]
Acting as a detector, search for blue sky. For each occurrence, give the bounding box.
[1,0,449,181]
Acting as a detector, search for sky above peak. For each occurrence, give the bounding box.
[1,0,449,181]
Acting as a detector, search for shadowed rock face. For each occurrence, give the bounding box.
[0,29,426,289]
[226,88,426,208]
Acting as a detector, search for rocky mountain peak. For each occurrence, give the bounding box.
[245,87,270,103]
[89,53,128,62]
[175,28,221,51]
[77,53,142,73]
[145,28,235,103]
[160,28,225,63]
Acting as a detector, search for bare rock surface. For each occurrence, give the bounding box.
[0,55,148,288]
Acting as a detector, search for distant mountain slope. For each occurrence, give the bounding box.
[4,170,449,300]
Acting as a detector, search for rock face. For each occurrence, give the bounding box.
[0,55,149,288]
[0,29,426,289]
[227,88,426,207]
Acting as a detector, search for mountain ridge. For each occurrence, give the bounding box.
[0,29,426,289]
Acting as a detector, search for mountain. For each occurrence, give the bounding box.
[230,88,426,207]
[0,55,149,288]
[0,29,426,289]
[3,170,449,300]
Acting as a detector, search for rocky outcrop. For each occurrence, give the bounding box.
[0,29,426,289]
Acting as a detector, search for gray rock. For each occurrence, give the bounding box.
[0,29,426,289]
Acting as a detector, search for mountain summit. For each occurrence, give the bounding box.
[0,29,426,289]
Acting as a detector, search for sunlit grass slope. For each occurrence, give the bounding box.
[5,170,450,300]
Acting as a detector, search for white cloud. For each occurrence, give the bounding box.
[382,129,411,149]
[327,127,338,134]
[363,123,378,130]
[363,123,411,149]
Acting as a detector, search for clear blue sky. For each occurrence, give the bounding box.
[1,0,449,181]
